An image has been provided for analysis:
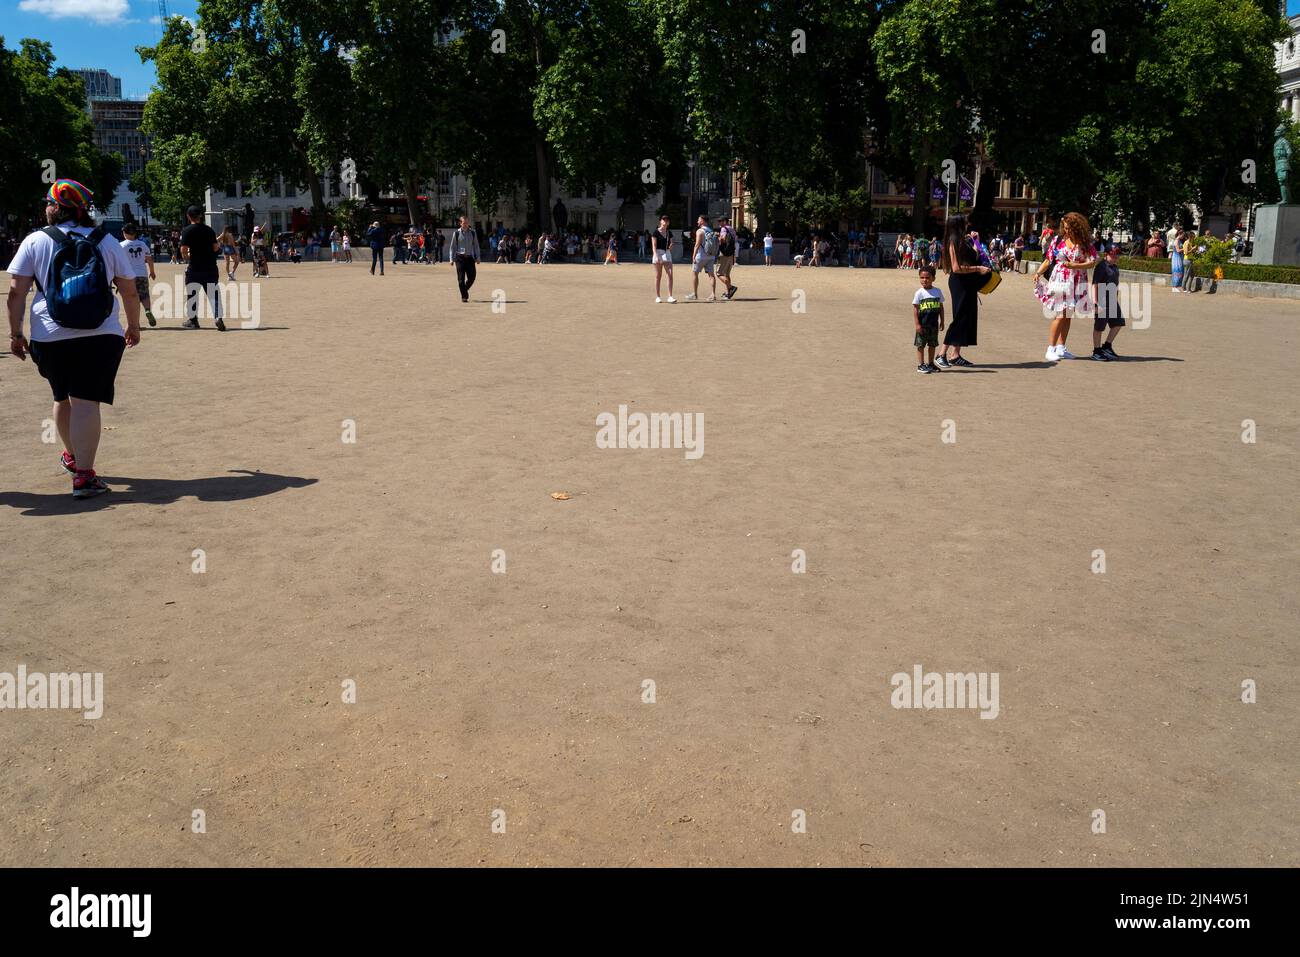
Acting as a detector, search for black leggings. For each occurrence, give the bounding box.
[184,275,222,321]
[455,255,477,300]
[370,246,384,274]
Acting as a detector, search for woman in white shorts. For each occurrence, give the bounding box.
[651,215,676,303]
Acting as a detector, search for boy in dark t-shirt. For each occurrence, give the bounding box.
[1090,245,1125,361]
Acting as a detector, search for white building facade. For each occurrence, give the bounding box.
[207,165,666,235]
[1278,13,1300,119]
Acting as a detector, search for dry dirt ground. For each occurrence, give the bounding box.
[1,256,1296,867]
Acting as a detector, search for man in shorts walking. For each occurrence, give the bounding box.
[716,216,739,300]
[6,179,142,498]
[686,215,718,301]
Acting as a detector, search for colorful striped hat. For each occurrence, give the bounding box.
[45,179,94,210]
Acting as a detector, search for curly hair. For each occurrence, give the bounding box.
[1061,211,1091,247]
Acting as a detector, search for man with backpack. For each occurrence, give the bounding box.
[179,205,225,331]
[686,215,719,302]
[716,216,739,301]
[6,178,141,499]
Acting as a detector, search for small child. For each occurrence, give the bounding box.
[119,224,157,326]
[913,265,945,374]
[1089,244,1124,361]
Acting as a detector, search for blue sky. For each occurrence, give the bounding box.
[8,0,1300,102]
[5,0,198,100]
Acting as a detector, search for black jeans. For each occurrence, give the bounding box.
[455,255,477,300]
[370,246,384,274]
[184,273,222,322]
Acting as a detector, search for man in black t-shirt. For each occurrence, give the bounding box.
[179,205,225,331]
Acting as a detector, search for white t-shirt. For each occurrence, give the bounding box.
[7,221,133,342]
[912,286,945,322]
[120,238,152,278]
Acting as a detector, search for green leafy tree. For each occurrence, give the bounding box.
[655,0,879,237]
[533,0,686,207]
[0,38,124,220]
[139,3,355,218]
[345,0,494,226]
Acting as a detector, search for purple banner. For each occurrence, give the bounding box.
[905,174,976,202]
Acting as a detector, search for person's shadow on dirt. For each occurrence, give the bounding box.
[0,469,317,515]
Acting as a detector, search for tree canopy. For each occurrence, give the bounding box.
[0,37,123,220]
[9,0,1284,233]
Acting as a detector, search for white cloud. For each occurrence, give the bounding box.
[17,0,131,24]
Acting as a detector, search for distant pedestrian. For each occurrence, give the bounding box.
[219,225,241,279]
[179,205,225,331]
[716,216,738,300]
[935,214,991,368]
[1170,229,1185,291]
[1035,211,1097,361]
[686,215,718,301]
[451,215,480,302]
[251,224,269,277]
[913,265,945,374]
[763,230,773,265]
[119,222,157,327]
[1089,244,1125,361]
[651,214,676,303]
[364,221,386,275]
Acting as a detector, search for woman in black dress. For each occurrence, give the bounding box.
[936,214,991,368]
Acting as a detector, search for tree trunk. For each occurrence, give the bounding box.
[749,154,770,238]
[528,12,550,232]
[971,163,997,237]
[1131,194,1150,241]
[911,162,931,234]
[402,168,422,226]
[534,135,551,232]
[308,169,325,218]
[293,142,326,218]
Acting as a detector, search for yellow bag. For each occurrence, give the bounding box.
[980,269,1002,294]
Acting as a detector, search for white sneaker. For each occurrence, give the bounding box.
[655,296,662,303]
[707,295,716,302]
[685,293,697,300]
[1058,346,1076,360]
[666,296,677,303]
[1045,348,1059,361]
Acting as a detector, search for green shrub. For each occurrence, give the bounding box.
[1218,262,1300,283]
[1117,256,1169,274]
[1186,236,1235,271]
[1029,248,1300,284]
[1119,255,1300,284]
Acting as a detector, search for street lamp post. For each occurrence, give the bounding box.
[686,157,697,229]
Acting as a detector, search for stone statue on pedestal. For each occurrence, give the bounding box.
[1274,124,1292,205]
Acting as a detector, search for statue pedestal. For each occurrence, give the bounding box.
[1249,205,1300,266]
[1198,213,1231,238]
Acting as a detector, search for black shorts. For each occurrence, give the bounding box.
[1094,312,1125,331]
[29,334,126,404]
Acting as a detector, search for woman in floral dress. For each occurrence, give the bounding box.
[1035,211,1097,361]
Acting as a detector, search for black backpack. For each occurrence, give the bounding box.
[719,228,735,257]
[36,226,114,329]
